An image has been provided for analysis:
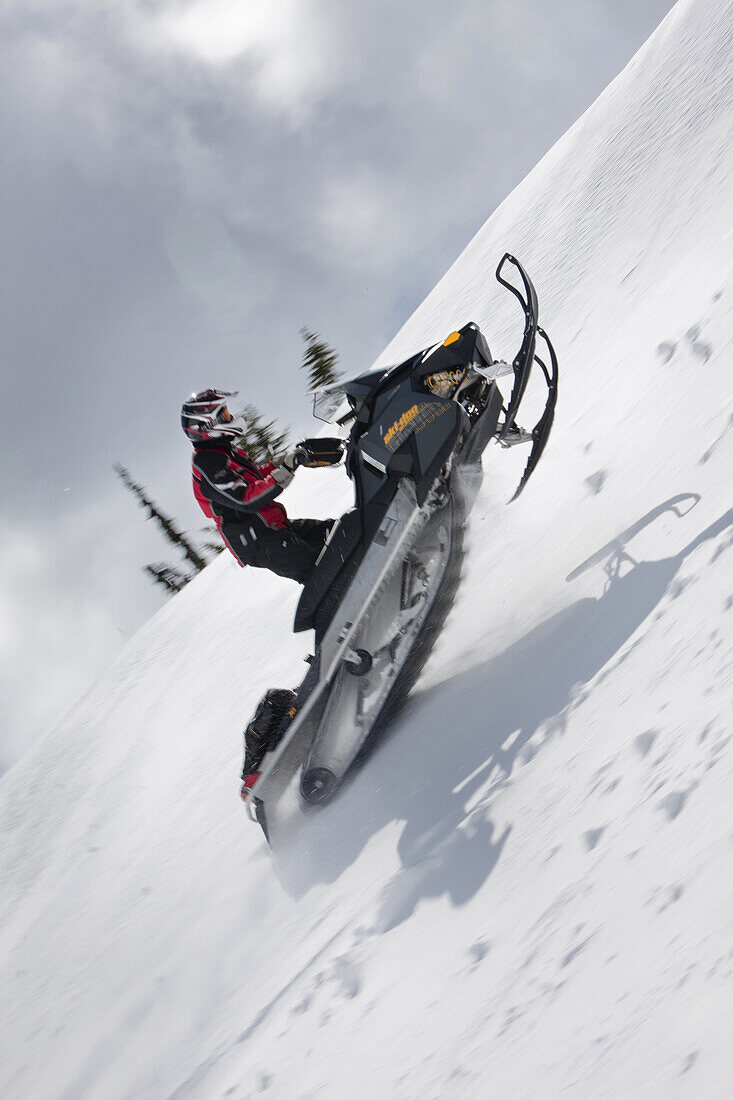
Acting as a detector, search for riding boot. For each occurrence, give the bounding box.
[241,688,298,777]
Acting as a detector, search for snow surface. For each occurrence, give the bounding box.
[2,0,733,1096]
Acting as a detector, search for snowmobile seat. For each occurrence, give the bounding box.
[294,509,365,634]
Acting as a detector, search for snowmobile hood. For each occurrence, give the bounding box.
[344,368,391,404]
[413,323,492,386]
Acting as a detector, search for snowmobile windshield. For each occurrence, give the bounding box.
[312,383,352,424]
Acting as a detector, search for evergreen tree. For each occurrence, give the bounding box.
[114,463,208,573]
[144,563,191,595]
[199,525,226,557]
[300,328,342,391]
[237,404,290,464]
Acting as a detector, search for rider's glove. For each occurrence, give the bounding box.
[271,450,301,488]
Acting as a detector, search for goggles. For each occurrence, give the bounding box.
[188,389,239,421]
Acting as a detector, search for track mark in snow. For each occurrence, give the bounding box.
[167,925,353,1099]
[633,729,659,757]
[680,1051,699,1075]
[711,527,733,563]
[656,884,685,913]
[532,883,588,931]
[583,827,606,851]
[699,410,733,465]
[517,738,540,766]
[448,1064,472,1083]
[656,340,677,363]
[685,323,712,362]
[668,576,694,600]
[291,992,312,1016]
[331,953,361,1000]
[587,758,618,796]
[290,953,362,1024]
[560,934,594,969]
[658,788,692,821]
[498,1004,525,1037]
[467,939,491,967]
[585,469,607,495]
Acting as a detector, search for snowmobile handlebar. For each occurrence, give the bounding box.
[296,437,345,467]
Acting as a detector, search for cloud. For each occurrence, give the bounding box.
[0,500,168,773]
[163,204,279,317]
[150,0,337,117]
[317,171,408,271]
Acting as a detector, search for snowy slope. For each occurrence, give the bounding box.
[2,0,733,1096]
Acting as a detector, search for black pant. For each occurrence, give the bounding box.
[224,516,333,585]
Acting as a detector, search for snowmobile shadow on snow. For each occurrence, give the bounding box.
[272,497,733,908]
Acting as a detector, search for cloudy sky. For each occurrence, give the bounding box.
[0,0,675,769]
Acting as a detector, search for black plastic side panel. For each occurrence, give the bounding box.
[412,402,467,504]
[294,510,364,633]
[411,322,482,386]
[369,391,465,482]
[461,382,502,465]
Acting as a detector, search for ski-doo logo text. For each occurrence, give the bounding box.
[383,401,451,452]
[384,404,419,447]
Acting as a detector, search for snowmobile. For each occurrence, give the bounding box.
[246,254,558,840]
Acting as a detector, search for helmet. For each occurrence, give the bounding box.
[181,389,243,444]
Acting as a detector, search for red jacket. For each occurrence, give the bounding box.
[192,443,289,564]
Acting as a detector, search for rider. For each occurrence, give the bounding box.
[181,389,337,585]
[181,388,343,799]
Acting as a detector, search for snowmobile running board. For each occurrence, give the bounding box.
[494,253,558,500]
